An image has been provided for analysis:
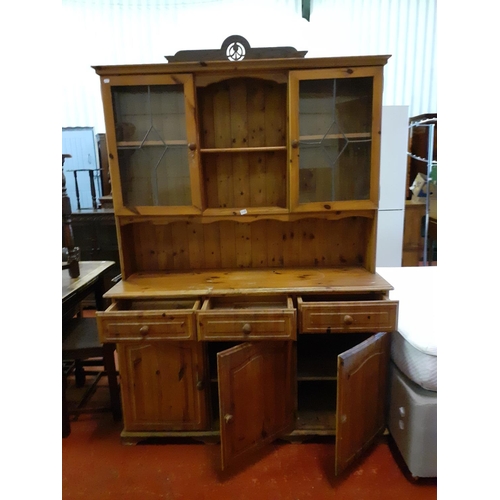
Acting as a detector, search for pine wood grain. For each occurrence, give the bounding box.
[118,341,208,432]
[104,267,393,299]
[127,217,372,273]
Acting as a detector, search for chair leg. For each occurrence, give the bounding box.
[103,343,121,421]
[74,359,86,387]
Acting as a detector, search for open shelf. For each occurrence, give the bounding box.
[295,410,336,433]
[299,133,371,141]
[117,140,188,148]
[200,146,286,153]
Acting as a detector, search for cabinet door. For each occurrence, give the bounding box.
[289,67,383,212]
[100,74,202,215]
[118,341,208,431]
[217,342,294,470]
[335,331,390,475]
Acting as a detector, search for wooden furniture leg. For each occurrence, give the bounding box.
[62,368,71,438]
[103,342,121,421]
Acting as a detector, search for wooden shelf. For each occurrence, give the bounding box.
[297,368,336,381]
[117,140,187,148]
[200,146,286,153]
[118,143,288,152]
[118,209,377,225]
[297,375,337,381]
[299,132,371,141]
[295,410,336,432]
[201,206,288,217]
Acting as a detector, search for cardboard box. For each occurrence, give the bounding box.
[410,172,428,201]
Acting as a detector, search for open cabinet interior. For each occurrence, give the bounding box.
[206,333,371,434]
[296,333,372,434]
[201,330,390,473]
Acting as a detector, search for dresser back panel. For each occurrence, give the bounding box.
[122,217,372,273]
[202,151,287,209]
[197,77,287,149]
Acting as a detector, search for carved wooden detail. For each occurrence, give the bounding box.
[165,35,307,63]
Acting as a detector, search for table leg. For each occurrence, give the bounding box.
[62,369,71,438]
[103,343,121,421]
[94,275,105,311]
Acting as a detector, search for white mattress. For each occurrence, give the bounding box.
[376,266,437,391]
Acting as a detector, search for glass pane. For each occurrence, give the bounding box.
[112,85,192,206]
[298,77,373,203]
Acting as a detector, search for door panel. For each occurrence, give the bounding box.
[62,127,100,210]
[118,341,207,431]
[101,74,202,215]
[289,67,383,212]
[335,331,390,475]
[217,342,294,470]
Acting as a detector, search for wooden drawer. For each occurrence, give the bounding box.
[96,299,200,342]
[197,296,296,341]
[297,295,398,333]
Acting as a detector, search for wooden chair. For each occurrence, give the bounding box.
[62,317,121,437]
[62,154,120,436]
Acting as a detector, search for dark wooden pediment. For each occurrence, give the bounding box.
[165,35,307,63]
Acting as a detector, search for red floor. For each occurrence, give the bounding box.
[62,409,437,499]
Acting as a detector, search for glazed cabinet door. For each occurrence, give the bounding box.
[118,340,208,432]
[217,342,294,470]
[100,74,202,215]
[288,67,383,212]
[335,331,390,475]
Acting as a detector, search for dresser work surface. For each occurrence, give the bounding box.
[103,267,394,298]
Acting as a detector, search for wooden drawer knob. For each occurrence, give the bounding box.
[139,325,150,336]
[242,323,252,334]
[343,315,353,325]
[291,140,299,148]
[188,143,197,151]
[224,414,233,424]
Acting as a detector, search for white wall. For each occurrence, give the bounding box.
[61,0,436,132]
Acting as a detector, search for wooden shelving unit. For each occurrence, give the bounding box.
[93,41,398,476]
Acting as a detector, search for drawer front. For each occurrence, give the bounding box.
[97,302,199,342]
[298,299,398,333]
[197,298,296,341]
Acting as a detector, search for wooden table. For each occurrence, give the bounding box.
[62,261,115,321]
[62,261,115,437]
